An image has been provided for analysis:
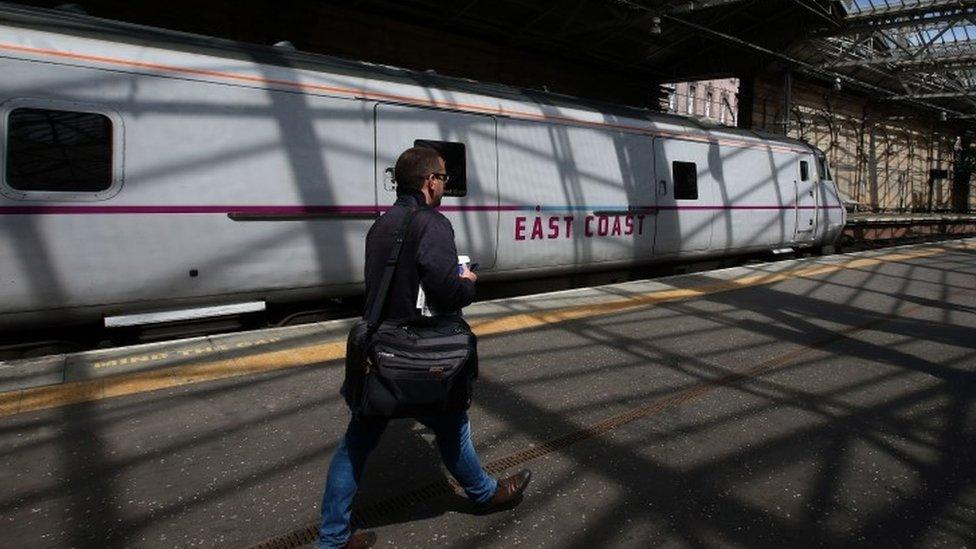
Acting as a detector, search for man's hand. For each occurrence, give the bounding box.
[459,264,478,283]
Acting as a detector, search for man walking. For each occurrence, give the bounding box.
[317,147,531,549]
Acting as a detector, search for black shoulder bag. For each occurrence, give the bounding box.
[342,207,478,418]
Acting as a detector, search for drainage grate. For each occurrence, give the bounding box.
[351,478,455,527]
[249,525,318,549]
[248,303,920,549]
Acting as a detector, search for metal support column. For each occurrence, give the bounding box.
[736,73,755,130]
[783,67,792,135]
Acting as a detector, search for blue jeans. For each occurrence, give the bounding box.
[317,411,497,548]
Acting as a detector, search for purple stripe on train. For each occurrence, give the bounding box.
[0,204,842,215]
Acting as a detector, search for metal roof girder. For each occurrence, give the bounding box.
[880,28,924,57]
[905,10,969,58]
[820,31,881,68]
[820,45,976,68]
[886,68,976,112]
[925,71,976,109]
[890,90,976,99]
[894,60,976,74]
[809,36,935,90]
[821,7,976,36]
[844,0,976,22]
[893,67,923,95]
[667,0,753,14]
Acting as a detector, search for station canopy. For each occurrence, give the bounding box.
[16,0,976,122]
[791,0,976,120]
[317,0,821,98]
[325,1,976,121]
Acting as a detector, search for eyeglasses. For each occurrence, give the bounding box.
[429,172,451,184]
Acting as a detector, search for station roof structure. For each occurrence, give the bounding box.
[309,0,976,123]
[790,0,976,121]
[329,0,823,84]
[10,0,976,125]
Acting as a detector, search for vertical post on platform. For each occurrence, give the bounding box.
[869,125,879,210]
[928,132,936,213]
[783,67,792,135]
[736,73,754,130]
[953,134,973,213]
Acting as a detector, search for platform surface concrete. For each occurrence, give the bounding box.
[0,239,974,548]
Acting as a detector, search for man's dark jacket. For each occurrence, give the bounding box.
[363,189,475,321]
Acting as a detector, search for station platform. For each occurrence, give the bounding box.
[844,211,976,244]
[1,239,974,548]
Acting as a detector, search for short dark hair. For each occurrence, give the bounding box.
[394,146,443,192]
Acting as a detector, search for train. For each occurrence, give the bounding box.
[0,3,845,331]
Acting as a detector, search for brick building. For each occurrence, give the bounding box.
[661,78,740,126]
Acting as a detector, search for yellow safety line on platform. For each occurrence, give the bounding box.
[0,243,961,418]
[468,246,949,336]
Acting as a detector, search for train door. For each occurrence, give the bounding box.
[374,104,499,269]
[653,137,715,255]
[795,156,818,241]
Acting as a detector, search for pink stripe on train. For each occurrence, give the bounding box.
[0,204,843,215]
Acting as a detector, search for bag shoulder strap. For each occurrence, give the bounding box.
[365,205,421,326]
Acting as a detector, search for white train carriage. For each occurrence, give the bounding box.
[0,4,845,330]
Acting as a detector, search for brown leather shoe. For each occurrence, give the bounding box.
[343,531,376,549]
[477,469,531,513]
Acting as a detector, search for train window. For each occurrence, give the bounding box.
[672,161,698,200]
[800,160,810,181]
[5,107,113,192]
[816,157,832,180]
[414,139,466,197]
